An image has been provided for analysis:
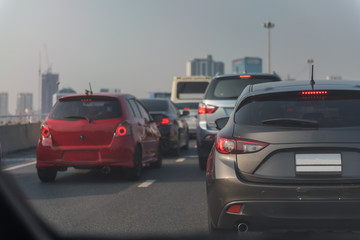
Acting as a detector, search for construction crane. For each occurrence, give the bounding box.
[44,44,52,73]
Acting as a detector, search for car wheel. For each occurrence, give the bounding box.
[150,150,162,168]
[182,133,189,150]
[208,211,218,232]
[128,146,142,181]
[199,156,207,170]
[172,137,180,156]
[37,167,57,182]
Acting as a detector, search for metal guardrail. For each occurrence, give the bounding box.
[0,114,48,125]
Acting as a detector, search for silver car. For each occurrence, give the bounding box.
[174,101,199,137]
[196,73,281,170]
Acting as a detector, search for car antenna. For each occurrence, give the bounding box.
[310,65,315,90]
[89,82,93,94]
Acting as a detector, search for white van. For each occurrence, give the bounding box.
[170,76,211,103]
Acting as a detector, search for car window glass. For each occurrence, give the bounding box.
[136,101,150,121]
[141,100,169,112]
[176,82,209,99]
[235,93,360,128]
[49,98,122,120]
[128,99,141,118]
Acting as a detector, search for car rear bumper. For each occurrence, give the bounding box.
[36,136,135,168]
[207,178,360,231]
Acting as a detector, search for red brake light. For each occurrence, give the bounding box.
[116,126,127,136]
[184,107,190,110]
[161,118,170,124]
[216,136,268,154]
[41,122,51,138]
[301,91,328,95]
[240,75,251,79]
[198,103,217,114]
[114,121,131,137]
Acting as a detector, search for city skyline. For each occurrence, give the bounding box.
[0,0,359,114]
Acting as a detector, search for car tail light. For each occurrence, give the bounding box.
[114,121,132,137]
[215,136,268,154]
[184,107,190,110]
[301,90,328,95]
[198,103,217,114]
[227,204,242,214]
[239,74,251,79]
[41,122,51,138]
[160,117,170,125]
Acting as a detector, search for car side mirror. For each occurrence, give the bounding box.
[181,110,190,117]
[215,117,229,130]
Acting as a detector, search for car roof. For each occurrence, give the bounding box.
[58,93,134,101]
[249,80,360,95]
[212,73,281,80]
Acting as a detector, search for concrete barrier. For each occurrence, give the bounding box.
[0,122,41,154]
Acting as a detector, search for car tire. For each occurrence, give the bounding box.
[37,167,57,182]
[208,211,218,232]
[172,137,180,156]
[128,146,142,181]
[150,150,162,168]
[182,133,189,150]
[199,156,207,170]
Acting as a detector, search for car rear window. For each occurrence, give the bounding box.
[235,91,360,128]
[49,97,122,121]
[176,82,209,99]
[141,100,169,112]
[204,76,281,100]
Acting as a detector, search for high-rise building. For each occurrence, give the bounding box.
[0,92,8,116]
[16,93,33,115]
[42,72,59,114]
[232,57,262,74]
[186,55,224,77]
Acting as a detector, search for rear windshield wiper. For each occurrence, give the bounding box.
[63,115,91,123]
[262,118,318,128]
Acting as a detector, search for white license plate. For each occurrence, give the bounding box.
[295,153,342,174]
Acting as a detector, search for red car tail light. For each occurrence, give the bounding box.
[301,90,328,95]
[198,103,217,114]
[114,121,132,137]
[161,117,170,125]
[41,122,51,138]
[216,136,268,154]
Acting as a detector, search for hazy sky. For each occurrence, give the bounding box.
[1,0,360,114]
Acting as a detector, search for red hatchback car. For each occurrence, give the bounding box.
[36,93,161,182]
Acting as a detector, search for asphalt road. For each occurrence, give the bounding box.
[2,140,209,238]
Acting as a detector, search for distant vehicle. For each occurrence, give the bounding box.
[207,80,360,232]
[197,73,281,170]
[170,76,211,103]
[140,98,189,156]
[149,92,171,99]
[174,101,199,137]
[36,93,162,182]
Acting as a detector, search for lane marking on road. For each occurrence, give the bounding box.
[176,158,185,162]
[138,179,156,188]
[2,161,36,171]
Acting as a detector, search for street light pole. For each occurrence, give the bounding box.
[263,21,275,73]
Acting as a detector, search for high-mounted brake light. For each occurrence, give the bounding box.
[198,103,217,114]
[239,75,251,79]
[41,122,51,138]
[216,136,268,154]
[301,91,328,95]
[114,121,131,137]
